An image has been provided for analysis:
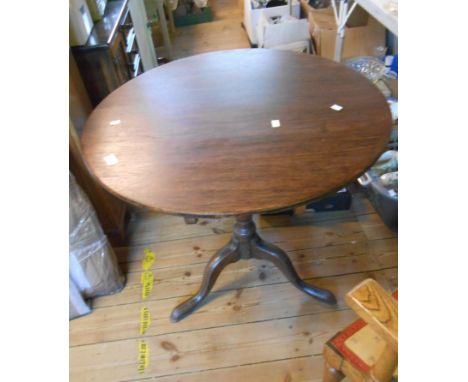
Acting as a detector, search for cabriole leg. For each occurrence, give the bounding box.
[171,240,240,322]
[252,235,336,304]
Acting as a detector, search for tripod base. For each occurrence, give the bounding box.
[171,214,336,322]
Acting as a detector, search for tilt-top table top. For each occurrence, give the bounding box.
[81,49,392,216]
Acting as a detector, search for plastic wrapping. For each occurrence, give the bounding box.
[69,278,91,320]
[345,56,397,83]
[69,173,125,298]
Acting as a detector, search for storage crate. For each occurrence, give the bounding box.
[306,188,351,212]
[358,173,397,231]
[262,188,351,216]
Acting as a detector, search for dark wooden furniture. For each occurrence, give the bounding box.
[81,49,392,321]
[71,0,144,107]
[70,51,128,243]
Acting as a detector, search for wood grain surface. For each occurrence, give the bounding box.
[81,49,392,216]
[346,278,398,350]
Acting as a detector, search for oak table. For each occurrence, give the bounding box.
[81,49,392,322]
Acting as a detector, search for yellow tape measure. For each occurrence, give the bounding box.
[137,340,149,374]
[139,306,151,335]
[141,271,154,300]
[142,248,156,270]
[138,249,155,373]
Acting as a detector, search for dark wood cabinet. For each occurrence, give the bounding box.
[71,0,144,107]
[70,48,129,245]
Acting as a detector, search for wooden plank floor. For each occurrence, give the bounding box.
[156,0,250,60]
[70,193,397,382]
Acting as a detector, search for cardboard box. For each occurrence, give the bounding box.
[301,2,385,60]
[386,77,398,98]
[300,0,369,27]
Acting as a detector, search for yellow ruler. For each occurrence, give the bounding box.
[141,271,154,300]
[142,248,156,270]
[139,306,151,335]
[137,340,149,374]
[137,248,156,374]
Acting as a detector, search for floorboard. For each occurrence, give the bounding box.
[147,355,325,382]
[71,310,357,381]
[155,0,249,60]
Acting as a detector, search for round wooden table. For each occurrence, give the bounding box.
[81,49,392,322]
